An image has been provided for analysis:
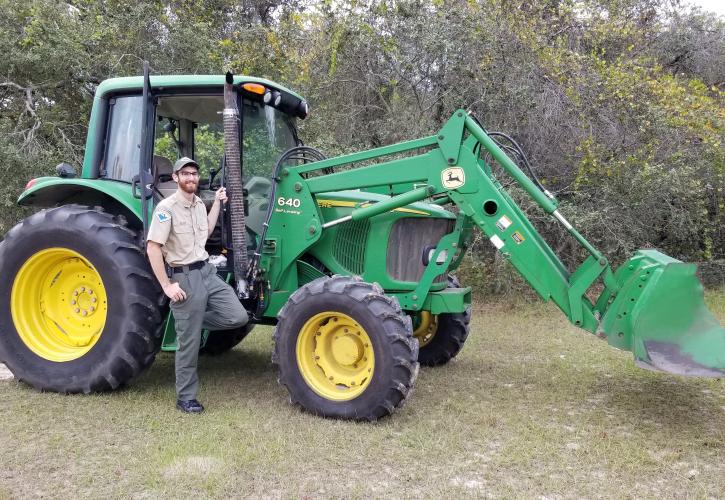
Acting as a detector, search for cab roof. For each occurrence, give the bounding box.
[95,75,304,101]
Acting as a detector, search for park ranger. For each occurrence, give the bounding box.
[147,157,248,414]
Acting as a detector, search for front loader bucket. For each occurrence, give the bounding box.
[599,250,725,377]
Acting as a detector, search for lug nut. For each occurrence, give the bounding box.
[82,310,87,316]
[80,287,85,292]
[91,298,97,303]
[70,300,76,305]
[74,308,80,313]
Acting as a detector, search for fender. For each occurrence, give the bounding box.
[18,177,146,228]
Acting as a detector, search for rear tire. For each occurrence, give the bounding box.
[0,205,165,393]
[200,324,254,355]
[415,275,471,366]
[273,275,419,421]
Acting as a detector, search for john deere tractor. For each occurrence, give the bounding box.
[1,68,723,421]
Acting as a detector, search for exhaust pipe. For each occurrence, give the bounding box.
[223,71,249,298]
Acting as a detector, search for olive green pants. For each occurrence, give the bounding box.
[170,263,248,401]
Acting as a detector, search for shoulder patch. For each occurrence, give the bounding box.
[156,211,171,223]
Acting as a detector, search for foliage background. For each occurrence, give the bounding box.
[0,0,723,292]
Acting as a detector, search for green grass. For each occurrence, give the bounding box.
[2,290,725,499]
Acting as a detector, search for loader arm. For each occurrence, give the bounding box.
[270,110,725,376]
[294,111,606,331]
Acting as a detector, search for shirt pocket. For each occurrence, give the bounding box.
[172,219,194,247]
[172,219,193,234]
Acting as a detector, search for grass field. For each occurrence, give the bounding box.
[1,291,724,499]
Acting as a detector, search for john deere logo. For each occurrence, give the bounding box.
[442,167,465,189]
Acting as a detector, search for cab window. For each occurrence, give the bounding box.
[242,99,298,179]
[101,95,144,182]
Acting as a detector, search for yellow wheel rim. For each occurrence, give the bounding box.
[11,248,108,362]
[412,311,438,347]
[296,312,375,401]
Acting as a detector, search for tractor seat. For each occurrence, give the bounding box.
[153,155,177,198]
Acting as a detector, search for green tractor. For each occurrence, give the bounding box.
[1,68,724,421]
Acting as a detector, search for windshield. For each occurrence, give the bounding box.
[101,93,297,184]
[243,99,297,179]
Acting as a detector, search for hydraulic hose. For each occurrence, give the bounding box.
[467,113,552,199]
[487,132,552,199]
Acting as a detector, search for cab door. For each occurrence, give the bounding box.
[137,61,155,240]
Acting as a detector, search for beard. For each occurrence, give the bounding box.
[179,179,197,194]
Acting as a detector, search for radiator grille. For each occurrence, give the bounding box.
[387,218,455,282]
[332,219,370,275]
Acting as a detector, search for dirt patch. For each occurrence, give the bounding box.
[0,363,13,381]
[162,456,223,480]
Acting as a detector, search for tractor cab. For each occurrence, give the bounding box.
[97,77,302,248]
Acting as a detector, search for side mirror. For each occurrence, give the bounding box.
[55,162,77,178]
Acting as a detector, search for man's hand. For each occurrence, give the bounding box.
[215,187,228,204]
[208,187,227,235]
[163,282,187,302]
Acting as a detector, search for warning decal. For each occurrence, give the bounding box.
[511,231,525,244]
[496,215,512,232]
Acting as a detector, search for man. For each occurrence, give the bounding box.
[147,157,248,414]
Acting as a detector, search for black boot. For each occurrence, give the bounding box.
[176,399,204,413]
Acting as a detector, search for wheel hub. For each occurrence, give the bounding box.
[71,286,99,318]
[329,334,363,366]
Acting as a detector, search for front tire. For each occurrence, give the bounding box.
[273,275,419,421]
[414,276,471,366]
[0,205,165,393]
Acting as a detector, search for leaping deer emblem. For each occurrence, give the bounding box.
[447,171,462,183]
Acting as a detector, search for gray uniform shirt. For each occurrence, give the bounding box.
[147,191,210,266]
